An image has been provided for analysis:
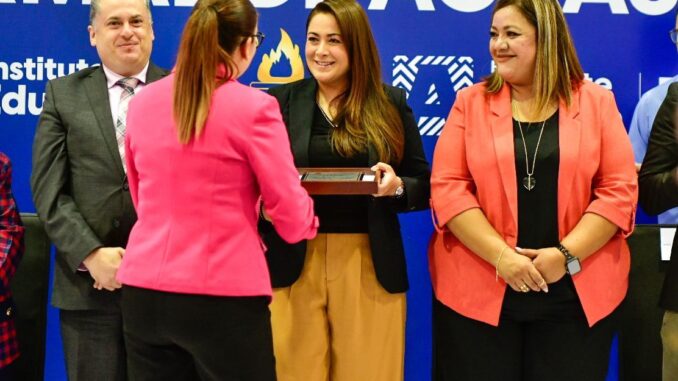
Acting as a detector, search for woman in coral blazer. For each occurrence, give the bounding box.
[429,1,636,380]
[116,1,317,380]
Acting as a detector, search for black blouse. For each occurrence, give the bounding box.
[514,110,560,249]
[308,104,369,233]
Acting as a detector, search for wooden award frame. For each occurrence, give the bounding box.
[298,167,378,195]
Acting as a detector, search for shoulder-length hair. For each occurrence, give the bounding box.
[485,0,584,113]
[308,0,404,164]
[173,0,257,144]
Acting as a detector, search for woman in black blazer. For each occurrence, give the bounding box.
[259,1,429,380]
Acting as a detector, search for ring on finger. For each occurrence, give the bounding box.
[519,284,530,292]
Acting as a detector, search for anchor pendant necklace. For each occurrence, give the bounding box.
[516,118,547,191]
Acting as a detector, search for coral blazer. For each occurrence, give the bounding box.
[429,81,637,327]
[116,74,318,298]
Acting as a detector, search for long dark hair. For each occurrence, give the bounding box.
[308,0,404,164]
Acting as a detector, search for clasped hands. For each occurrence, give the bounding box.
[497,247,567,293]
[82,247,125,291]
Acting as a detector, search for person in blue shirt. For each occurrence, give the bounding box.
[629,7,678,224]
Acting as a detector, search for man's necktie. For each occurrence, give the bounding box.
[115,77,139,173]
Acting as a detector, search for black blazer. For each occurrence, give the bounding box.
[31,63,169,310]
[639,81,678,311]
[259,78,430,293]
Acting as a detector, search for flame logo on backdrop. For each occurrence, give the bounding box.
[251,28,305,90]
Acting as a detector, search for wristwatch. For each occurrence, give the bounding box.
[394,178,405,198]
[557,243,581,275]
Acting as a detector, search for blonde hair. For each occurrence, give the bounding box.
[486,0,584,113]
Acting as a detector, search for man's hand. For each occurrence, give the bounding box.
[83,247,125,291]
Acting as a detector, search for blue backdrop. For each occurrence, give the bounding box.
[2,0,677,380]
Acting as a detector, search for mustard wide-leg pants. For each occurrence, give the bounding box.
[270,233,406,381]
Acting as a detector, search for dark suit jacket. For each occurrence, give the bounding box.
[259,78,430,293]
[639,81,678,311]
[30,63,168,311]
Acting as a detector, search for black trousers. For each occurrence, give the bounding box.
[433,276,618,381]
[121,286,276,381]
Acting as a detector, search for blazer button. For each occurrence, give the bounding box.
[5,307,12,317]
[122,182,129,191]
[112,219,120,228]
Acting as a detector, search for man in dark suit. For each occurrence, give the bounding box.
[639,81,678,381]
[30,0,167,379]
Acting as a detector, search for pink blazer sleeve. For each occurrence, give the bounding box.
[247,96,318,243]
[585,91,637,237]
[430,88,481,229]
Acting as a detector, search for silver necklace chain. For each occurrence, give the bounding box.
[516,118,547,191]
[316,100,337,128]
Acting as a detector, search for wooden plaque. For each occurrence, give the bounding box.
[298,167,378,195]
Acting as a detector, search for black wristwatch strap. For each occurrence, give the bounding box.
[557,244,573,260]
[557,243,581,275]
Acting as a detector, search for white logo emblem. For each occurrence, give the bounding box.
[392,55,473,136]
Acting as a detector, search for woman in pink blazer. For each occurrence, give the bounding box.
[115,1,317,380]
[429,1,637,380]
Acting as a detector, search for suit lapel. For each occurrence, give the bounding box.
[288,79,316,167]
[557,90,582,230]
[84,66,125,177]
[368,144,378,166]
[286,78,379,166]
[489,84,519,228]
[85,62,168,179]
[146,62,167,83]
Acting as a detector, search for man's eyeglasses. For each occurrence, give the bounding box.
[251,32,265,48]
[670,29,678,44]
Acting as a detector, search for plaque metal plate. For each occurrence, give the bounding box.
[298,167,378,195]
